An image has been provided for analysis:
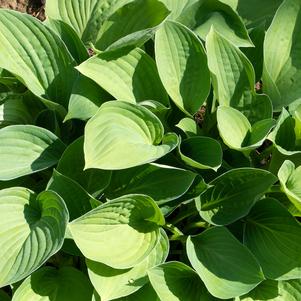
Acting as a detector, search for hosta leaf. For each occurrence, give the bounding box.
[236,279,301,301]
[0,10,76,108]
[155,20,210,116]
[244,198,301,280]
[263,0,301,110]
[206,29,255,107]
[45,0,132,45]
[178,136,223,171]
[106,163,196,205]
[84,101,178,170]
[0,188,68,287]
[0,289,10,301]
[87,229,169,300]
[176,117,200,137]
[148,261,217,301]
[0,125,65,181]
[187,227,264,299]
[12,267,93,301]
[95,0,170,51]
[69,194,164,269]
[196,168,277,225]
[57,137,111,197]
[77,47,168,105]
[217,106,275,152]
[178,0,252,47]
[278,160,301,211]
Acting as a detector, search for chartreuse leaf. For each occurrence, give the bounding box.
[159,0,191,20]
[178,136,223,171]
[263,0,301,110]
[176,118,200,137]
[0,188,68,287]
[206,28,255,107]
[77,48,169,105]
[0,10,76,108]
[177,0,252,47]
[278,160,301,211]
[0,125,65,181]
[45,0,132,45]
[12,267,93,301]
[217,106,275,152]
[69,194,164,269]
[106,163,196,205]
[155,20,210,116]
[84,101,178,170]
[87,229,169,300]
[148,261,217,301]
[196,168,277,225]
[244,198,301,280]
[57,137,111,197]
[187,227,264,299]
[236,279,301,301]
[95,0,170,51]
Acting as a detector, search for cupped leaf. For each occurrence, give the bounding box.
[0,10,76,108]
[148,261,216,301]
[45,0,132,45]
[278,160,301,211]
[187,226,264,299]
[244,198,301,280]
[0,125,65,181]
[0,188,68,287]
[263,0,301,110]
[155,20,210,116]
[176,117,200,137]
[95,0,170,51]
[105,163,196,205]
[87,229,169,300]
[217,106,275,152]
[77,48,169,105]
[57,136,111,197]
[69,194,164,269]
[178,136,223,171]
[206,28,255,108]
[178,0,252,47]
[84,101,178,170]
[12,267,93,301]
[196,168,277,225]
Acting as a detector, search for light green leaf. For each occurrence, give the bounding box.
[178,136,223,171]
[263,0,301,110]
[0,125,65,181]
[77,47,169,105]
[178,0,253,47]
[206,28,255,107]
[187,227,264,299]
[244,198,301,280]
[57,137,111,197]
[84,101,178,170]
[45,0,132,45]
[95,0,170,51]
[197,168,277,225]
[87,229,169,300]
[0,188,68,287]
[176,118,200,137]
[155,20,210,116]
[148,261,217,301]
[236,279,301,301]
[12,267,93,301]
[69,194,164,269]
[0,10,76,108]
[217,106,275,152]
[106,163,196,205]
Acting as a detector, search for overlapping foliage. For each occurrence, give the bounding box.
[0,0,301,300]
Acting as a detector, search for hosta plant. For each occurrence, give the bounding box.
[1,0,301,300]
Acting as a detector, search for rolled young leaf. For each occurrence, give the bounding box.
[84,101,178,170]
[69,194,165,269]
[0,188,69,287]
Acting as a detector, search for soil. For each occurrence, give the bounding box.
[0,0,45,20]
